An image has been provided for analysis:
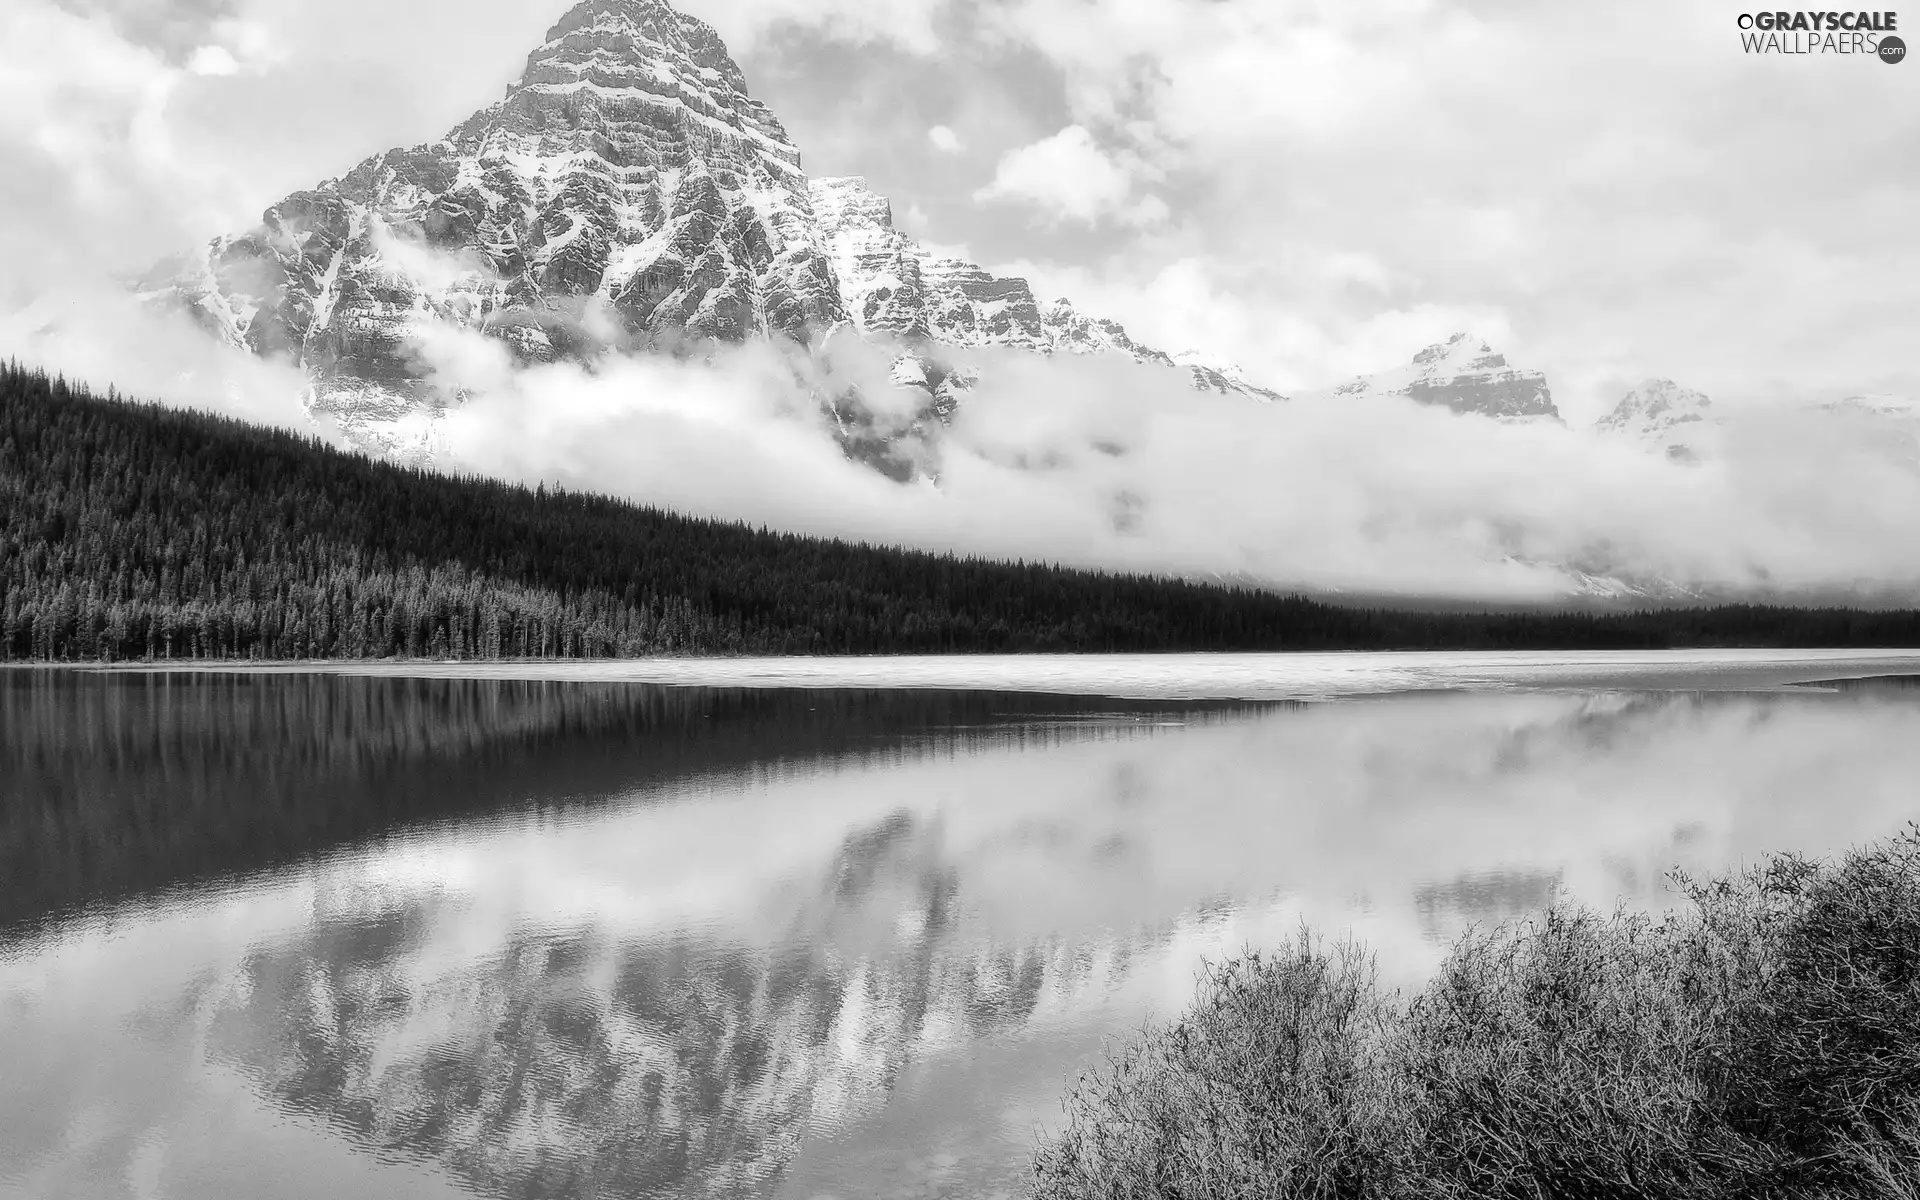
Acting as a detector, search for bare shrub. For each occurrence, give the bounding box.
[1029,827,1920,1200]
[1030,928,1404,1199]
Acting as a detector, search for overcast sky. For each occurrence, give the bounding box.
[4,0,1915,420]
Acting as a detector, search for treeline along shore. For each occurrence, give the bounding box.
[5,360,1920,662]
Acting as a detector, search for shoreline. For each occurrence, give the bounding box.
[9,647,1920,701]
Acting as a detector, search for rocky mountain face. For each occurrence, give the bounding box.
[1313,332,1560,422]
[126,0,1912,607]
[150,0,862,452]
[152,0,1776,472]
[1170,348,1286,401]
[809,175,1282,402]
[146,0,1279,457]
[1595,379,1717,462]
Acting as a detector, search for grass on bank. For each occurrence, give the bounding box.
[1031,827,1920,1200]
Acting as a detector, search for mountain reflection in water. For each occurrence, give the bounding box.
[3,671,1919,1200]
[0,672,1258,936]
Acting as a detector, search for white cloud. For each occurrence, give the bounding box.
[0,285,319,433]
[8,0,1915,408]
[989,253,1513,397]
[398,330,1920,602]
[11,261,1920,603]
[975,124,1167,226]
[182,18,284,76]
[926,123,963,154]
[5,0,1920,602]
[695,0,944,55]
[0,3,199,306]
[953,0,1920,406]
[187,45,239,76]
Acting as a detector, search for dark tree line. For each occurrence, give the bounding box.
[4,360,1919,660]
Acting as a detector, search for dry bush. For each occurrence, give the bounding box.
[1395,906,1784,1200]
[1707,830,1920,1191]
[1029,826,1920,1200]
[1029,928,1405,1200]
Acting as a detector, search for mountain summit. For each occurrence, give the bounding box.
[1315,333,1559,422]
[150,0,843,446]
[809,175,1283,400]
[1595,379,1716,461]
[148,0,1278,456]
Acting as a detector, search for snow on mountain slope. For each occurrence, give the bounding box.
[1592,382,1920,472]
[146,0,1282,457]
[149,0,855,452]
[1172,349,1285,403]
[1308,333,1559,422]
[116,0,1916,605]
[1594,379,1718,462]
[809,175,1283,401]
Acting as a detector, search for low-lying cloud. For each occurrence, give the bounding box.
[4,0,1917,607]
[8,297,1920,603]
[1,286,319,432]
[400,324,1920,603]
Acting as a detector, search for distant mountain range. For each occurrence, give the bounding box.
[1588,378,1920,472]
[97,0,1919,604]
[138,0,1913,474]
[139,0,1278,466]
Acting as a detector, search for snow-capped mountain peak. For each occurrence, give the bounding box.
[807,175,1280,398]
[1316,332,1559,421]
[1594,378,1717,462]
[150,4,1285,462]
[800,175,1285,404]
[1172,350,1283,402]
[148,0,856,457]
[1595,379,1713,434]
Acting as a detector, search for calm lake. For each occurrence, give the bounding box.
[4,657,1920,1199]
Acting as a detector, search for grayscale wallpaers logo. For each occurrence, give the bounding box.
[1736,10,1904,57]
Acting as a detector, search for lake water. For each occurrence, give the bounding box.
[4,658,1920,1199]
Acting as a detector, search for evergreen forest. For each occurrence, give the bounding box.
[5,361,1918,661]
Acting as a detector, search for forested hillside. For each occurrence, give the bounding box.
[3,362,1918,660]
